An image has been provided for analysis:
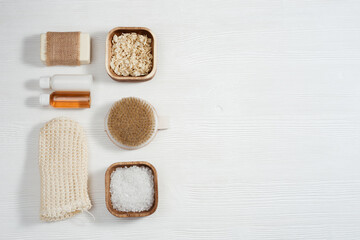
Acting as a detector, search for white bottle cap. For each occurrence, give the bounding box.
[39,94,50,106]
[39,76,51,89]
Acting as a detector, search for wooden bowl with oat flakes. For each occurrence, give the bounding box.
[105,27,157,82]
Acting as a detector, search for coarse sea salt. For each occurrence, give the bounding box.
[110,166,154,212]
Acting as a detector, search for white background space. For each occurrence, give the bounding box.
[1,0,360,239]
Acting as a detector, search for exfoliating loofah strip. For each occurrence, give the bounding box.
[39,117,91,221]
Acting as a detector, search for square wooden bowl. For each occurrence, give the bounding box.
[105,161,158,217]
[105,27,157,82]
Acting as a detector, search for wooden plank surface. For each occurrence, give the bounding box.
[1,0,360,239]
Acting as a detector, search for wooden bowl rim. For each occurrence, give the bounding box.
[105,27,157,82]
[105,161,158,217]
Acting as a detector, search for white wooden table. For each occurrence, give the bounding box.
[1,0,360,239]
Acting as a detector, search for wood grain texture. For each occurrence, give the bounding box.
[1,0,360,239]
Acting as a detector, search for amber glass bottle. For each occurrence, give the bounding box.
[40,91,91,108]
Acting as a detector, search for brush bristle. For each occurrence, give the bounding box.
[107,97,156,148]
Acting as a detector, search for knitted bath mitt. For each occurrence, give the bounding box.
[39,117,92,221]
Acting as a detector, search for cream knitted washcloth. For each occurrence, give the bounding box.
[39,117,92,221]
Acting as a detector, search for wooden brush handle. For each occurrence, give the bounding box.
[157,116,169,130]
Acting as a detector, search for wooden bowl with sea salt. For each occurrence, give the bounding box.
[105,27,157,82]
[105,161,158,217]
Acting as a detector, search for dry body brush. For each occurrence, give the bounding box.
[110,33,153,77]
[107,97,157,149]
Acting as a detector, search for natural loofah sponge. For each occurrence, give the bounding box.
[39,117,92,221]
[107,97,157,149]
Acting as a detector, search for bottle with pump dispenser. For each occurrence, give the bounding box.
[39,74,93,91]
[39,92,91,108]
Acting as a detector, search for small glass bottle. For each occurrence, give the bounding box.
[39,91,91,108]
